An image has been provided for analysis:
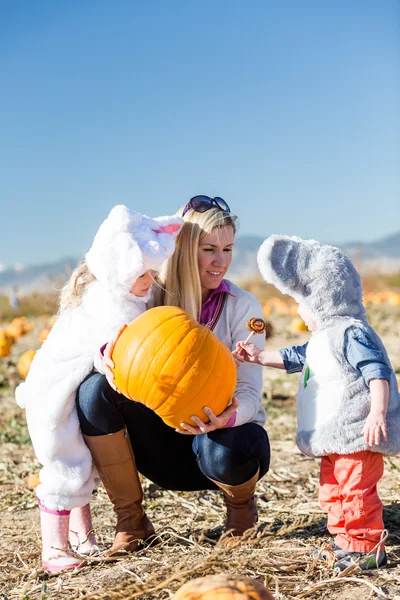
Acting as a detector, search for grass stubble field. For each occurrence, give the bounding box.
[0,298,399,600]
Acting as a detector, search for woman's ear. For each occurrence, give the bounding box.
[153,224,181,235]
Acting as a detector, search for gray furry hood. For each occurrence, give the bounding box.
[257,235,367,325]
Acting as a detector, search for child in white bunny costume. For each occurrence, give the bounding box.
[236,235,400,571]
[16,205,183,573]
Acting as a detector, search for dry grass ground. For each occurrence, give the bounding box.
[0,306,400,600]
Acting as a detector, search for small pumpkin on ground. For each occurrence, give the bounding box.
[18,316,33,333]
[172,574,275,599]
[18,350,36,378]
[39,327,52,343]
[112,306,237,430]
[6,320,25,341]
[290,317,309,333]
[0,329,13,358]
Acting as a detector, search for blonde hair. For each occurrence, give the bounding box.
[58,261,96,314]
[153,206,238,319]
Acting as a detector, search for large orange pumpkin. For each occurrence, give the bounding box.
[112,306,237,430]
[172,574,275,599]
[18,350,36,378]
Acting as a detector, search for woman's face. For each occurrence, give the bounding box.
[198,226,234,292]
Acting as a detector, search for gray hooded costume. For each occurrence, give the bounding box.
[257,235,400,458]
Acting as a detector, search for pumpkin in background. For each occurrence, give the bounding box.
[112,306,237,430]
[6,317,33,340]
[39,327,52,343]
[0,329,12,358]
[262,301,272,317]
[18,316,33,333]
[290,317,309,333]
[172,574,275,599]
[6,320,25,341]
[18,350,36,378]
[388,292,400,307]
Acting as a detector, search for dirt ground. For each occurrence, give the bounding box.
[0,308,400,599]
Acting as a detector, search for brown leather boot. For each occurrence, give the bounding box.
[211,468,260,545]
[83,429,156,554]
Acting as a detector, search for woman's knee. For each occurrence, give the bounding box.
[194,436,253,485]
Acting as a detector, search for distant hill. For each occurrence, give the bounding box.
[1,231,400,294]
[0,258,76,294]
[341,232,400,258]
[229,232,400,280]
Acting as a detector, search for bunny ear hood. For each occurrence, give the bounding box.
[257,234,366,323]
[86,205,183,295]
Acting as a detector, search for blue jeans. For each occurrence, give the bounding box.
[76,373,271,490]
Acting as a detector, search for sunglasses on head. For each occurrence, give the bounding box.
[182,195,231,217]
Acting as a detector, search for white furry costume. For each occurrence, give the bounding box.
[257,235,400,458]
[15,205,183,511]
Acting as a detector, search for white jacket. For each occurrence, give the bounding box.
[16,283,149,510]
[15,206,183,511]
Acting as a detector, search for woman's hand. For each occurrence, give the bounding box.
[103,324,127,393]
[176,396,239,435]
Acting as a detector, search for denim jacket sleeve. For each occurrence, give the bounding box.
[344,327,392,385]
[279,343,308,373]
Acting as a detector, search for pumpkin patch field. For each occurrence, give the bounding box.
[0,293,400,600]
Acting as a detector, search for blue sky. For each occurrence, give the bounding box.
[0,1,399,266]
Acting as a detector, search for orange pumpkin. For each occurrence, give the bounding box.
[18,316,33,333]
[290,317,309,333]
[172,574,275,599]
[39,327,52,343]
[6,320,25,341]
[388,292,400,307]
[112,306,237,430]
[0,329,12,358]
[18,350,36,378]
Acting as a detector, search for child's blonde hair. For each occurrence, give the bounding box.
[153,206,238,319]
[58,262,96,314]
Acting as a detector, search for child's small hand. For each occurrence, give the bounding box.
[233,341,263,364]
[362,412,388,446]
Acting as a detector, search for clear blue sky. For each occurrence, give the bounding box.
[1,0,399,266]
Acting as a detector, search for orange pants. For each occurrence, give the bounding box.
[319,451,384,553]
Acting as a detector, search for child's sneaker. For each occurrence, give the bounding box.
[313,542,347,561]
[334,549,387,571]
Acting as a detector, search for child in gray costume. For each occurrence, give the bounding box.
[235,235,400,571]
